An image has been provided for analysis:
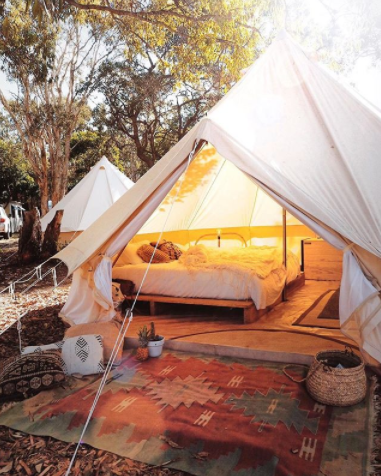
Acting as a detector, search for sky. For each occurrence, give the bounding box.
[350,60,381,111]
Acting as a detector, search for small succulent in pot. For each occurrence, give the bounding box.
[148,322,163,342]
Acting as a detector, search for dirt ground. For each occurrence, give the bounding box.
[0,237,191,476]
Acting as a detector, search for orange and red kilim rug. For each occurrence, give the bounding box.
[0,350,377,476]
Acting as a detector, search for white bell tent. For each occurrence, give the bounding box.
[54,32,381,364]
[41,156,134,241]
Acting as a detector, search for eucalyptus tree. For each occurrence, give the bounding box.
[0,2,110,214]
[93,57,222,169]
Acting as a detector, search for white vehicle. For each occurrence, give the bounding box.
[0,207,11,239]
[4,201,24,234]
[0,202,24,239]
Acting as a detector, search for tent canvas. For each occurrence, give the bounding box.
[41,156,134,240]
[54,32,381,364]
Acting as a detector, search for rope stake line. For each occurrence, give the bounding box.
[3,250,18,262]
[0,262,64,338]
[17,319,23,354]
[52,267,58,287]
[0,220,80,294]
[65,139,201,475]
[20,263,61,296]
[0,267,38,295]
[9,282,15,301]
[65,309,134,475]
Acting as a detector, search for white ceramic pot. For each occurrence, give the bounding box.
[147,337,165,357]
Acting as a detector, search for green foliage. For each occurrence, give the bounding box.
[0,136,38,206]
[68,130,106,188]
[10,0,268,86]
[0,111,37,208]
[111,0,266,89]
[0,0,57,83]
[1,0,268,207]
[94,58,221,169]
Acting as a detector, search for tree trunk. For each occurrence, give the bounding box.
[51,155,67,206]
[39,146,49,216]
[18,208,42,264]
[41,209,64,259]
[39,178,49,217]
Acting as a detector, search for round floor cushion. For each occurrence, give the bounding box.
[0,351,66,401]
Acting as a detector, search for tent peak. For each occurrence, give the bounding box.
[98,156,110,165]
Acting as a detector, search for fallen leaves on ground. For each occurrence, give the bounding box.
[0,427,188,476]
[0,238,192,476]
[0,237,70,337]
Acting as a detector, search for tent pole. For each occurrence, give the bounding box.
[282,208,287,301]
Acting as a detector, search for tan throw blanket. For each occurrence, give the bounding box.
[178,245,286,280]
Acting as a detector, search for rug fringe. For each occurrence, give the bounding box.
[370,375,381,476]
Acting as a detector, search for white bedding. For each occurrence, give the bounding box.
[112,246,300,309]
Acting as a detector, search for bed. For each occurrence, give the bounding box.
[112,244,304,323]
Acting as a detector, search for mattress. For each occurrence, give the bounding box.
[112,249,300,309]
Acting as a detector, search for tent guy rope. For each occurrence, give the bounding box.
[0,219,82,299]
[65,139,201,475]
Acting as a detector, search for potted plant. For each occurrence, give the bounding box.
[136,325,149,361]
[147,322,165,358]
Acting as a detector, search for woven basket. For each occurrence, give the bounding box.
[306,349,366,406]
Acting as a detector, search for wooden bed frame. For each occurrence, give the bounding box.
[131,272,305,324]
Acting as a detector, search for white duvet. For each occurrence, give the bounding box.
[112,246,300,309]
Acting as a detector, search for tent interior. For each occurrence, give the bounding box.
[130,144,312,253]
[110,143,351,363]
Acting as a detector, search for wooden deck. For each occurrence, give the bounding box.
[125,279,353,364]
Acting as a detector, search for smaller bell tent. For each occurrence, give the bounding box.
[41,157,134,242]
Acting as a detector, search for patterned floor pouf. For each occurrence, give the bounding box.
[0,351,66,400]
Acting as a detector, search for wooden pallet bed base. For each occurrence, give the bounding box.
[132,272,305,324]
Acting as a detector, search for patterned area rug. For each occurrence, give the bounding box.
[293,289,340,330]
[0,350,376,476]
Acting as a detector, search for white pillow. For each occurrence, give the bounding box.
[22,334,105,376]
